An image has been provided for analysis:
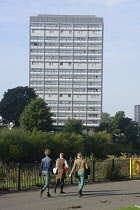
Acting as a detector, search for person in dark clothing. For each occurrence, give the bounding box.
[39,149,53,198]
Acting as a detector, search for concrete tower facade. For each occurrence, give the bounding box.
[134,105,140,123]
[29,15,104,129]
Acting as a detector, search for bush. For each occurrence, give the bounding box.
[106,162,125,180]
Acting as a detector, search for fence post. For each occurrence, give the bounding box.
[17,163,21,190]
[70,161,73,184]
[112,159,114,173]
[92,160,95,182]
[130,158,132,178]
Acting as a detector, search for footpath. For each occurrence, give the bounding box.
[1,180,140,210]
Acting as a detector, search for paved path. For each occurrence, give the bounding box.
[1,180,140,210]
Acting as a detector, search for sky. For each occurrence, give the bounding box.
[0,0,140,119]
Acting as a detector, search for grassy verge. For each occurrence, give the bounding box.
[116,206,140,210]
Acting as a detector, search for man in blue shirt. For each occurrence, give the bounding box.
[39,149,53,198]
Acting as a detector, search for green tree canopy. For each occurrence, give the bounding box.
[48,131,85,160]
[0,128,85,163]
[0,86,37,126]
[84,130,113,159]
[97,111,132,141]
[95,112,111,132]
[124,121,139,148]
[19,98,54,132]
[117,117,132,133]
[110,111,132,140]
[0,128,31,163]
[63,118,84,134]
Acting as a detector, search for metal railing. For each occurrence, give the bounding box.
[0,159,130,192]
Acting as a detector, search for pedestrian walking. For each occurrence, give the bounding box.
[54,153,68,193]
[39,149,53,198]
[69,152,88,197]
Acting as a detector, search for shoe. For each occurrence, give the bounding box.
[40,189,44,198]
[60,191,65,193]
[54,188,56,193]
[78,190,82,198]
[47,192,51,197]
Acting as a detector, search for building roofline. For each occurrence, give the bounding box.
[30,14,103,23]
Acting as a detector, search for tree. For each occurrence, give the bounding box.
[114,111,125,122]
[110,111,132,140]
[20,98,54,132]
[84,130,113,159]
[0,86,37,126]
[63,118,84,134]
[95,112,111,132]
[0,128,31,163]
[47,131,85,160]
[124,121,139,149]
[109,111,126,136]
[97,111,132,142]
[96,112,119,136]
[118,117,132,133]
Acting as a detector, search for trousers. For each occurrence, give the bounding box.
[77,172,85,190]
[55,178,64,192]
[42,171,50,192]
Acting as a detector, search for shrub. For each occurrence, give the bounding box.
[106,162,125,180]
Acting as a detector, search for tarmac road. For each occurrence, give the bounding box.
[1,180,140,210]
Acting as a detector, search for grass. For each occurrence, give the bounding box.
[116,206,140,210]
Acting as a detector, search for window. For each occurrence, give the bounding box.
[74,24,87,28]
[60,62,63,65]
[78,63,83,66]
[60,24,73,28]
[32,29,41,33]
[31,23,44,27]
[46,23,59,27]
[68,94,71,97]
[32,62,39,65]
